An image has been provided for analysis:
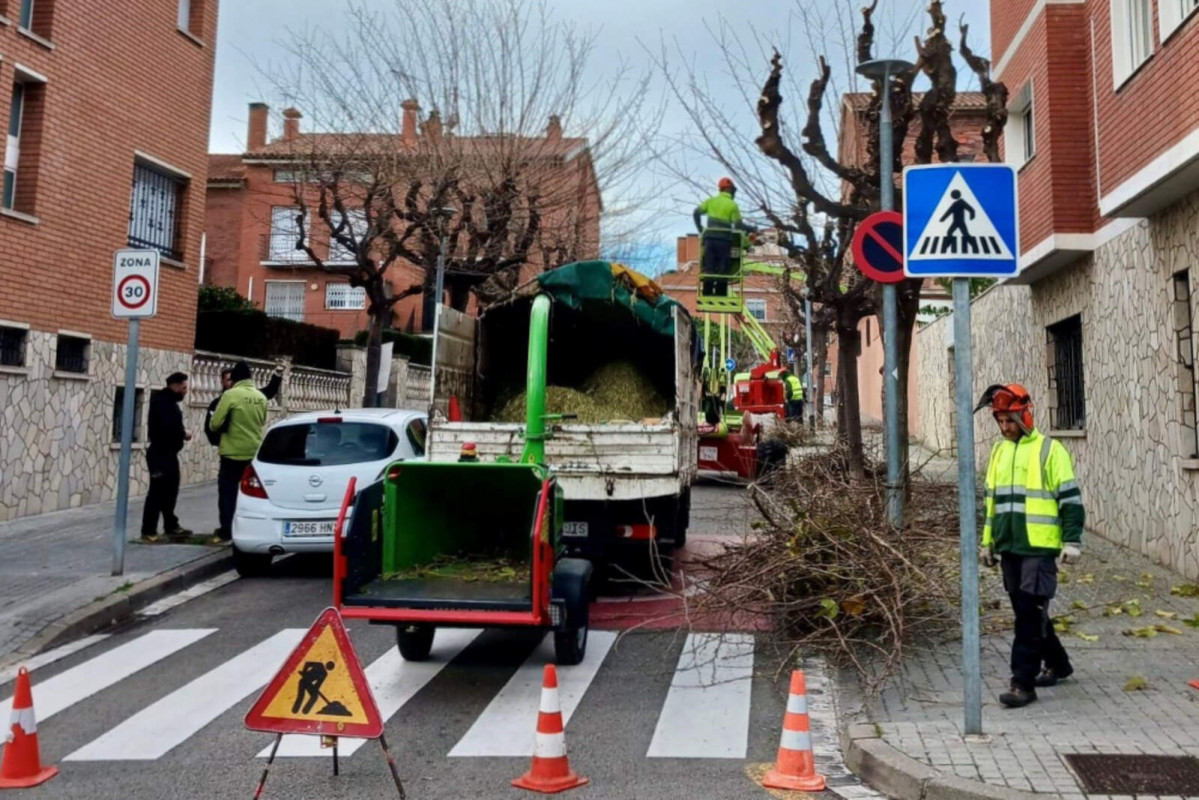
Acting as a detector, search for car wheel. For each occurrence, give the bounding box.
[396,624,435,661]
[554,592,589,666]
[233,547,272,578]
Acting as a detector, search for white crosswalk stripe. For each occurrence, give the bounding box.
[65,629,305,761]
[0,629,214,724]
[647,632,755,759]
[449,630,617,757]
[262,628,483,758]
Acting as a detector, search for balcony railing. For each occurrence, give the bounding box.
[259,232,312,265]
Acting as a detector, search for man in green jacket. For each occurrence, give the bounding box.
[975,383,1084,708]
[783,371,804,422]
[209,361,268,542]
[693,177,756,297]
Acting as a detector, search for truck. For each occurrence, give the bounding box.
[427,260,699,561]
[332,261,698,666]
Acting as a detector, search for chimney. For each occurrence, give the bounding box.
[422,109,443,142]
[247,102,269,150]
[678,234,701,270]
[402,99,420,147]
[282,108,302,142]
[546,114,562,144]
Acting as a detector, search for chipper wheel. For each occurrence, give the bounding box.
[396,624,435,661]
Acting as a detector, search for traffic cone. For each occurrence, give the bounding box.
[448,395,462,422]
[512,665,588,794]
[762,670,825,792]
[0,668,59,788]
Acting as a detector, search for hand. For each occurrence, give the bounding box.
[979,548,996,569]
[1059,544,1081,566]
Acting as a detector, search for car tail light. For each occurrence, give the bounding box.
[240,464,269,499]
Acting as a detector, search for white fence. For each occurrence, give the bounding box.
[404,365,432,408]
[190,351,352,411]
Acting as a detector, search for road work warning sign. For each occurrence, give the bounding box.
[245,607,382,738]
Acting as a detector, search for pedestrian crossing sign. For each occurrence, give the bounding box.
[244,607,383,738]
[903,164,1019,278]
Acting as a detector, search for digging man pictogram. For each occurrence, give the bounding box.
[939,190,979,254]
[293,660,352,717]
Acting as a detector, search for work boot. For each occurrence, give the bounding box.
[999,686,1037,708]
[1035,667,1073,687]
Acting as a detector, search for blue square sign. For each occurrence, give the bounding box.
[903,164,1019,278]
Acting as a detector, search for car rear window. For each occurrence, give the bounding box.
[258,421,399,466]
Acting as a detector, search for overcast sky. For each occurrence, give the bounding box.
[209,0,992,274]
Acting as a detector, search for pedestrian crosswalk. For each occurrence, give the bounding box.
[0,625,799,765]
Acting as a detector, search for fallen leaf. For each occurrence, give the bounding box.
[1071,600,1090,611]
[1155,610,1178,619]
[1112,575,1130,583]
[1137,573,1155,588]
[842,596,867,616]
[1172,584,1199,597]
[1155,624,1183,635]
[1184,614,1199,629]
[1104,606,1124,617]
[1077,573,1095,585]
[1075,632,1100,642]
[1123,599,1144,617]
[817,598,839,620]
[1124,676,1148,691]
[1123,626,1159,639]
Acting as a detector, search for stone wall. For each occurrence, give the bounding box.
[916,188,1199,577]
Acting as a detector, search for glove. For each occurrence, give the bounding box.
[979,547,996,569]
[1059,544,1082,566]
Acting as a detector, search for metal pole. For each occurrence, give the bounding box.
[805,295,815,430]
[953,277,982,736]
[879,64,903,529]
[111,318,140,576]
[428,234,447,411]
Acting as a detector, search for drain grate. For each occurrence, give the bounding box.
[1065,754,1199,795]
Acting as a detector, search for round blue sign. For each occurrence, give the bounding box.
[725,358,736,371]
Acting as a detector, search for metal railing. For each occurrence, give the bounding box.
[259,233,312,265]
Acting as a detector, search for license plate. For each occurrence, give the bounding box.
[284,520,337,538]
[562,522,589,538]
[699,446,719,461]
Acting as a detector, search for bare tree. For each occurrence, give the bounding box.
[258,0,662,405]
[657,0,1006,483]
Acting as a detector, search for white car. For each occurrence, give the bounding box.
[231,408,428,576]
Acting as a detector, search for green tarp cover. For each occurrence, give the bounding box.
[534,261,683,337]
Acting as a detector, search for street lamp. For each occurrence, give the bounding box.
[855,58,914,530]
[427,205,457,411]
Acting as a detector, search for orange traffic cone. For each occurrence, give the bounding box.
[448,395,462,422]
[0,667,59,788]
[512,665,588,794]
[762,670,826,792]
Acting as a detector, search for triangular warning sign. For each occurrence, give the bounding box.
[245,607,383,738]
[908,171,1014,261]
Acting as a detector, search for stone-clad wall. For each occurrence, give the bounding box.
[916,189,1199,577]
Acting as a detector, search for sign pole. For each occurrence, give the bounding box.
[953,278,982,735]
[111,317,140,577]
[878,63,903,530]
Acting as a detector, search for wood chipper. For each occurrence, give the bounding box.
[333,294,594,666]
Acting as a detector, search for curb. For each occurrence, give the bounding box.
[841,722,1040,800]
[0,549,234,672]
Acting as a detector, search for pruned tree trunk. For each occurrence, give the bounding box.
[813,323,828,427]
[363,307,385,408]
[894,281,922,496]
[836,319,865,478]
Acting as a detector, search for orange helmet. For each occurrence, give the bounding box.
[975,383,1034,432]
[718,177,735,192]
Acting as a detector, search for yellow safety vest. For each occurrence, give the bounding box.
[982,429,1084,555]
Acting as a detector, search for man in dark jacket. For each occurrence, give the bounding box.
[204,363,282,446]
[142,372,192,541]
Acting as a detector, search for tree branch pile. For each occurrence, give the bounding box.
[694,446,962,693]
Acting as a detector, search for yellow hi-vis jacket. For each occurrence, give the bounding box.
[982,428,1084,556]
[784,373,804,401]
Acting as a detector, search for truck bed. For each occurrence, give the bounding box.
[345,576,532,612]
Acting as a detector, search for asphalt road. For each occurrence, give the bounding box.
[1,485,854,800]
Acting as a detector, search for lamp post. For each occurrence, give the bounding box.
[856,58,914,529]
[427,206,457,411]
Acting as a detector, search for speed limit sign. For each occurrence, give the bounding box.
[112,249,160,318]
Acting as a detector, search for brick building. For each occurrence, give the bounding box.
[916,0,1199,576]
[0,0,218,520]
[206,103,602,339]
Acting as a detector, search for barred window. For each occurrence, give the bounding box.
[0,325,27,368]
[112,387,145,444]
[1046,315,1085,430]
[745,298,767,321]
[128,163,182,260]
[54,333,89,374]
[264,280,306,322]
[325,282,366,310]
[1174,271,1198,457]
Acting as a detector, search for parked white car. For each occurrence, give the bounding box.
[231,408,428,576]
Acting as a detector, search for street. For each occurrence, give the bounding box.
[0,485,860,800]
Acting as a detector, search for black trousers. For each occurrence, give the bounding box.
[1003,555,1072,691]
[217,457,250,539]
[141,450,181,536]
[701,236,733,297]
[787,400,804,421]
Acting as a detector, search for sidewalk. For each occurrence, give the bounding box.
[0,482,232,665]
[842,529,1199,800]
